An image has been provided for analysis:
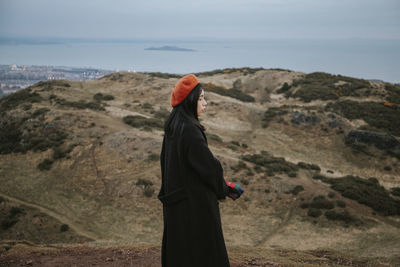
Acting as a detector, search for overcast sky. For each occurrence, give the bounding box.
[0,0,399,40]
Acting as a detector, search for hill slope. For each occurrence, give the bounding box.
[0,68,399,260]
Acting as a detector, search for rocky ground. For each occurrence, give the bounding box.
[1,241,399,267]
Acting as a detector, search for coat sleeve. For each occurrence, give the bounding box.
[183,125,227,200]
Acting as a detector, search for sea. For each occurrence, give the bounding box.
[0,38,399,83]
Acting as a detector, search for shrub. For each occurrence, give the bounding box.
[384,166,392,171]
[202,83,255,102]
[390,187,400,197]
[384,83,400,103]
[328,192,336,198]
[297,162,321,171]
[32,108,50,117]
[147,153,159,162]
[207,133,223,143]
[290,185,304,195]
[195,67,264,77]
[276,82,291,94]
[308,208,322,218]
[9,207,24,217]
[325,210,356,224]
[241,152,299,177]
[227,144,239,151]
[336,200,346,208]
[0,88,43,112]
[37,158,54,170]
[93,93,115,101]
[231,161,248,172]
[325,100,400,136]
[313,174,400,216]
[284,72,372,102]
[145,72,182,79]
[123,115,163,130]
[300,202,309,209]
[230,141,240,147]
[144,187,155,197]
[1,218,18,230]
[55,97,105,111]
[308,195,335,210]
[262,107,288,128]
[60,224,69,232]
[154,107,170,120]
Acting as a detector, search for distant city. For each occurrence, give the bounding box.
[0,64,117,97]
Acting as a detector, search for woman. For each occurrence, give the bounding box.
[158,74,244,267]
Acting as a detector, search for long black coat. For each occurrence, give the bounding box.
[157,119,230,267]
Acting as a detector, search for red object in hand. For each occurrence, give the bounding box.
[225,181,244,200]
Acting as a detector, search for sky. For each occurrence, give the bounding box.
[0,0,399,40]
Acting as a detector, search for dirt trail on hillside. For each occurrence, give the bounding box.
[0,193,99,241]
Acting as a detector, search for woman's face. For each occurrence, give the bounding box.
[197,89,207,116]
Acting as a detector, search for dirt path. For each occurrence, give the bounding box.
[0,192,99,241]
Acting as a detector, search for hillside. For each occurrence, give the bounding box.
[0,68,399,265]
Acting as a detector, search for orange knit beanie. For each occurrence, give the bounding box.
[171,74,200,107]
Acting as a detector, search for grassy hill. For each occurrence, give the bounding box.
[0,68,399,262]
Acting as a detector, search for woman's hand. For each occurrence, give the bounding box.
[225,181,244,200]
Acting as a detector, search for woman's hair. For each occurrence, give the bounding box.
[164,83,205,137]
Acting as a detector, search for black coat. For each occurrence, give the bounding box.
[158,119,230,267]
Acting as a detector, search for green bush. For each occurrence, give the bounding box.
[231,161,248,172]
[290,185,304,195]
[276,82,291,94]
[9,207,24,217]
[32,107,50,117]
[241,152,299,177]
[1,218,18,230]
[313,174,400,216]
[144,187,155,197]
[147,153,159,162]
[207,133,223,143]
[203,83,255,102]
[390,187,400,197]
[325,100,400,136]
[284,72,372,102]
[145,72,182,79]
[384,83,400,103]
[123,115,163,130]
[308,208,322,218]
[195,67,264,77]
[328,192,336,198]
[308,195,335,209]
[37,158,54,170]
[262,107,288,128]
[60,224,69,232]
[0,88,43,112]
[154,107,170,120]
[297,162,321,171]
[0,113,69,155]
[55,97,105,111]
[300,202,309,209]
[325,210,356,224]
[93,93,115,101]
[336,200,346,208]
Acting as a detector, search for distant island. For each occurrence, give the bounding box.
[144,45,196,52]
